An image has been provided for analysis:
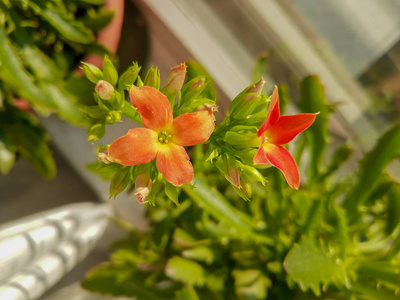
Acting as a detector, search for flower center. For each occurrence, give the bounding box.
[158,131,172,144]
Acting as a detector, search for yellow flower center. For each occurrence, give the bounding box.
[158,131,172,144]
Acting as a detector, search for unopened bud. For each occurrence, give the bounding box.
[144,67,161,89]
[247,77,265,94]
[81,62,103,84]
[165,63,187,95]
[95,80,114,100]
[105,111,121,124]
[135,174,152,203]
[216,155,241,187]
[229,78,266,120]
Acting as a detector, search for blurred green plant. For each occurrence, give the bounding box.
[81,61,400,299]
[0,0,113,177]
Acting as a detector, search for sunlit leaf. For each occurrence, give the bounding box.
[343,124,400,216]
[283,237,345,296]
[165,256,206,286]
[298,76,330,182]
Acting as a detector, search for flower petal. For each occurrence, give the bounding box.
[266,113,318,145]
[108,128,158,166]
[171,110,215,146]
[156,143,193,186]
[258,85,280,136]
[253,135,271,166]
[129,85,173,131]
[263,143,300,189]
[253,146,270,166]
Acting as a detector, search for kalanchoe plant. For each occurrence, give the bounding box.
[81,62,400,299]
[0,0,114,177]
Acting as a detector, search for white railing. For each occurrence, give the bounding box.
[0,203,112,300]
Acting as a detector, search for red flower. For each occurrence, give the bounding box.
[107,86,215,186]
[253,86,317,189]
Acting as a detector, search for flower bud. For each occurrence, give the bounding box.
[229,78,265,120]
[144,67,161,89]
[105,111,121,124]
[247,77,265,95]
[135,173,152,203]
[165,63,187,95]
[81,62,103,84]
[95,80,114,100]
[180,76,206,104]
[216,155,241,187]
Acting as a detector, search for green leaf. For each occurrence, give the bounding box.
[17,0,95,44]
[82,7,114,33]
[183,176,274,245]
[283,237,346,296]
[0,25,54,112]
[176,286,200,300]
[165,181,179,205]
[232,269,271,300]
[318,145,353,181]
[343,124,400,216]
[4,6,62,81]
[386,183,400,236]
[165,256,206,286]
[0,128,15,175]
[82,263,170,299]
[182,246,216,265]
[298,76,330,182]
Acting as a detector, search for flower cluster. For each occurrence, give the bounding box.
[82,60,317,204]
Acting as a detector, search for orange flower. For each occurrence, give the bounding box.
[253,86,317,189]
[107,86,215,186]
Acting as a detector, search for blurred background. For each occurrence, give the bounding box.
[1,0,400,299]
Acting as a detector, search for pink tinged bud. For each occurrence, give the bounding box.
[95,80,114,100]
[135,174,152,203]
[247,77,265,95]
[228,167,241,187]
[165,63,187,94]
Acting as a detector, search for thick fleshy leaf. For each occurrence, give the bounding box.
[258,86,280,136]
[129,86,173,131]
[108,128,158,166]
[266,113,317,145]
[156,143,193,186]
[263,143,300,189]
[171,111,215,146]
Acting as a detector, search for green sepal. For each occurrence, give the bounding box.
[165,180,180,206]
[109,166,132,198]
[103,55,118,86]
[87,123,105,143]
[118,62,141,90]
[81,62,104,84]
[144,67,160,89]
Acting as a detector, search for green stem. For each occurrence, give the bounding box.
[183,175,274,245]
